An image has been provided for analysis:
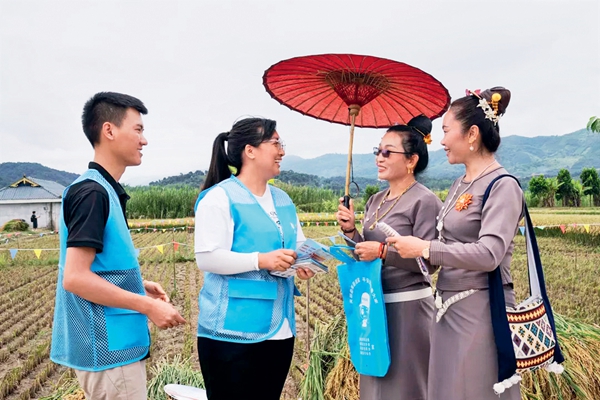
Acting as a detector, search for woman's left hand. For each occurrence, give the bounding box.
[386,236,428,259]
[354,241,382,261]
[296,268,315,280]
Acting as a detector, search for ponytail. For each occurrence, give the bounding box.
[202,132,231,190]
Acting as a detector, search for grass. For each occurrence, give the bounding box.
[511,235,600,324]
[147,355,204,400]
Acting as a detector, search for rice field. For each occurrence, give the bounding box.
[0,210,599,399]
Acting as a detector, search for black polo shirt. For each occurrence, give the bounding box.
[63,162,130,252]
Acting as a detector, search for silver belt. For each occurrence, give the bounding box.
[384,287,433,303]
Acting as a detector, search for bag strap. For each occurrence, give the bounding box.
[483,175,537,291]
[481,174,564,383]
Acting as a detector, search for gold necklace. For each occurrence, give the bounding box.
[369,180,417,230]
[436,159,498,240]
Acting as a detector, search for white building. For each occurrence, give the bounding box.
[0,176,64,231]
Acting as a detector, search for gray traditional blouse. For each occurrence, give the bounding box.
[351,182,442,293]
[429,167,523,291]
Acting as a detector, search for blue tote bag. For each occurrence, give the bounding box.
[330,245,390,377]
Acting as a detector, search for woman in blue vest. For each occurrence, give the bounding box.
[194,117,315,400]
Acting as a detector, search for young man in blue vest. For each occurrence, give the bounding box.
[50,92,186,400]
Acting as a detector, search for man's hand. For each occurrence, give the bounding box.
[143,280,169,302]
[145,298,187,329]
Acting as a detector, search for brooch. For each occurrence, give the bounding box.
[455,193,473,211]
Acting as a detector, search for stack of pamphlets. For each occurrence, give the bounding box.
[270,239,333,278]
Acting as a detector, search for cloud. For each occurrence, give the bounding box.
[1,0,598,185]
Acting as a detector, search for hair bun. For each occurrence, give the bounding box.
[480,87,511,115]
[407,115,432,135]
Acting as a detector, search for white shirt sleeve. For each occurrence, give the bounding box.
[194,187,259,274]
[296,215,306,245]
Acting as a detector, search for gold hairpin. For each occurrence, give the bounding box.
[490,93,502,114]
[413,127,432,145]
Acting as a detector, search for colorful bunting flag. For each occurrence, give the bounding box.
[329,236,337,245]
[156,245,164,254]
[135,248,140,258]
[560,225,566,234]
[584,224,590,233]
[519,227,525,235]
[9,249,18,260]
[173,242,180,251]
[34,249,42,259]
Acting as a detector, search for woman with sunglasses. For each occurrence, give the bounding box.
[336,115,442,400]
[194,117,315,400]
[386,88,521,399]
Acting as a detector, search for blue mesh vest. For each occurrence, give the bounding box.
[50,169,150,371]
[195,177,298,342]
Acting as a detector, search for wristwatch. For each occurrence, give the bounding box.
[421,244,430,260]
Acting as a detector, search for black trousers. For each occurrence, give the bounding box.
[197,336,294,400]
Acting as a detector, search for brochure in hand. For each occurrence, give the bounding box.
[376,221,429,277]
[269,239,334,278]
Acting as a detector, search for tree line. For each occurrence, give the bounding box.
[523,168,600,207]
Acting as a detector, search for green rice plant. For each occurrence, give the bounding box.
[127,186,199,219]
[300,314,347,400]
[38,371,80,400]
[147,355,204,400]
[274,182,342,213]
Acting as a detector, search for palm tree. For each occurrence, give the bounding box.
[588,116,600,133]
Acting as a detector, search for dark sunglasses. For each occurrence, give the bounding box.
[373,147,410,158]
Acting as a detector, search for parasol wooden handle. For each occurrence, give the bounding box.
[341,105,360,221]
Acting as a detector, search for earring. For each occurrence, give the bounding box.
[408,167,414,174]
[469,144,474,151]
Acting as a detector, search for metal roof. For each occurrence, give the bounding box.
[0,176,65,201]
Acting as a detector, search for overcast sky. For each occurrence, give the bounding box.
[1,0,598,185]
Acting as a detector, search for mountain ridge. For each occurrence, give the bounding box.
[1,129,597,190]
[280,129,600,180]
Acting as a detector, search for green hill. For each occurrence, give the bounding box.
[281,129,600,182]
[0,162,79,188]
[3,129,598,191]
[149,170,207,187]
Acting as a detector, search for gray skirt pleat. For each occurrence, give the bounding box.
[428,288,521,400]
[360,296,435,400]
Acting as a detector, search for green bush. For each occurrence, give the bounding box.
[1,219,29,232]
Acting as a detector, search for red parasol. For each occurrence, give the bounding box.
[263,53,450,206]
